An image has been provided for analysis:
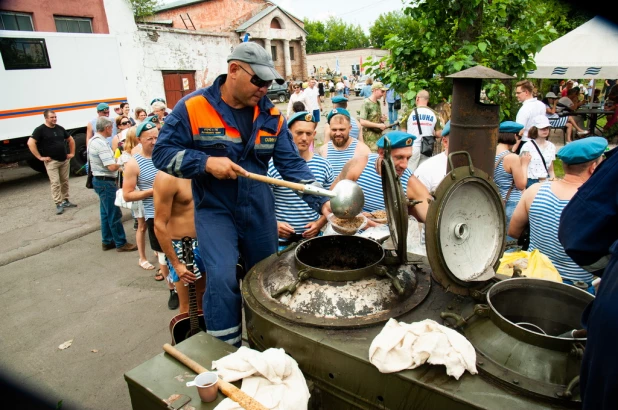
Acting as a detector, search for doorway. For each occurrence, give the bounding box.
[162,71,196,109]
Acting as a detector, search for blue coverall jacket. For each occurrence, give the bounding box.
[152,74,327,345]
[559,147,618,409]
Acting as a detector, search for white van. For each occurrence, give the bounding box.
[0,30,127,173]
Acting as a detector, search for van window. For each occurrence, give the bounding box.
[0,37,51,70]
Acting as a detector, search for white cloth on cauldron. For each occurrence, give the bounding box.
[368,318,477,379]
[212,346,309,410]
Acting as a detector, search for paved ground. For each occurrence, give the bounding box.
[0,99,587,409]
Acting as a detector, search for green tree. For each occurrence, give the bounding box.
[368,11,417,49]
[129,0,160,22]
[304,17,370,53]
[365,0,590,119]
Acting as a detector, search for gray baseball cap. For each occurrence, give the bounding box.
[228,42,285,85]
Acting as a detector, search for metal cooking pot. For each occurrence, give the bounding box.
[271,236,404,298]
[485,277,593,351]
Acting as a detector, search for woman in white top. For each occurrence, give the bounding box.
[287,82,307,118]
[520,115,556,188]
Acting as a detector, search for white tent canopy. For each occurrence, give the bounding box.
[527,16,618,79]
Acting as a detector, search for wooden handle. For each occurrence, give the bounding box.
[163,343,268,410]
[238,171,306,192]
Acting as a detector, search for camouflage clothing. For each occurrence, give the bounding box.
[359,98,384,151]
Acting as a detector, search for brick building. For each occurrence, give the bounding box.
[153,0,308,80]
[0,0,110,33]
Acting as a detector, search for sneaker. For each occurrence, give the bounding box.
[56,204,64,215]
[577,131,590,136]
[168,290,179,310]
[102,242,116,251]
[116,243,138,252]
[61,200,77,208]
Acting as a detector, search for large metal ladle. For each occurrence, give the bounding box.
[237,172,364,219]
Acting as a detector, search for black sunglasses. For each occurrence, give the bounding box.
[120,121,130,125]
[238,65,271,88]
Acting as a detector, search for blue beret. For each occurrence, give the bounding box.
[327,108,350,124]
[557,137,608,165]
[288,111,316,127]
[442,120,450,137]
[499,121,524,133]
[331,96,348,104]
[136,121,157,137]
[377,131,416,149]
[96,103,109,111]
[150,98,165,105]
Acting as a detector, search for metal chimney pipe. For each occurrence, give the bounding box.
[446,66,515,176]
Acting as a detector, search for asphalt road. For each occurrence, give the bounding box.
[0,167,170,409]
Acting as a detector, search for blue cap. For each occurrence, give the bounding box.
[442,120,450,137]
[136,121,157,137]
[288,111,316,127]
[327,108,350,124]
[377,131,416,149]
[499,121,524,133]
[97,103,109,111]
[331,96,348,104]
[557,137,608,165]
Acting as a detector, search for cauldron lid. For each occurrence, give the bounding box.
[380,137,408,264]
[425,152,506,295]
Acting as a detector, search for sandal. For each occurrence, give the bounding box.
[139,259,155,270]
[154,269,165,281]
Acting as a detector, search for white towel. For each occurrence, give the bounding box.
[368,318,477,380]
[212,346,310,410]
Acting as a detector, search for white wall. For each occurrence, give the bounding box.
[307,48,389,78]
[103,0,233,112]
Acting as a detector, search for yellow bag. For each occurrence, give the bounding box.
[497,249,562,283]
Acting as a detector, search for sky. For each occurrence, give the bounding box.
[266,0,407,32]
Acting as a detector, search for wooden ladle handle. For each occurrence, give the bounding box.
[163,343,268,410]
[237,171,307,192]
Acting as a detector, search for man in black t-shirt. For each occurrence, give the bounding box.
[27,110,77,215]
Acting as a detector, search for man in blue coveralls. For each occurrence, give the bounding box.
[559,141,618,410]
[152,42,331,346]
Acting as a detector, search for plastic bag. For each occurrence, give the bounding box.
[497,249,562,282]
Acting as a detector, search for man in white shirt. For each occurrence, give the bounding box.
[514,80,546,153]
[405,90,442,172]
[303,78,322,122]
[414,121,449,193]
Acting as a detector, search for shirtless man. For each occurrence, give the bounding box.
[318,108,370,177]
[153,172,206,314]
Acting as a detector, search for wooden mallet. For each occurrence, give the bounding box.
[163,343,268,410]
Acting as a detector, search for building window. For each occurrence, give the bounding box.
[270,18,282,29]
[54,16,93,33]
[271,45,277,61]
[0,12,34,31]
[289,46,294,61]
[0,37,51,70]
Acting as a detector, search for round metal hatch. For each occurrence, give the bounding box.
[425,151,506,295]
[380,136,408,265]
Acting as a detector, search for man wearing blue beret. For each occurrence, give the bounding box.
[334,131,432,222]
[509,137,608,291]
[323,96,363,143]
[268,112,335,247]
[318,108,370,177]
[559,142,617,410]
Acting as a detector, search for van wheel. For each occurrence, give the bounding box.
[27,158,47,174]
[70,132,87,176]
